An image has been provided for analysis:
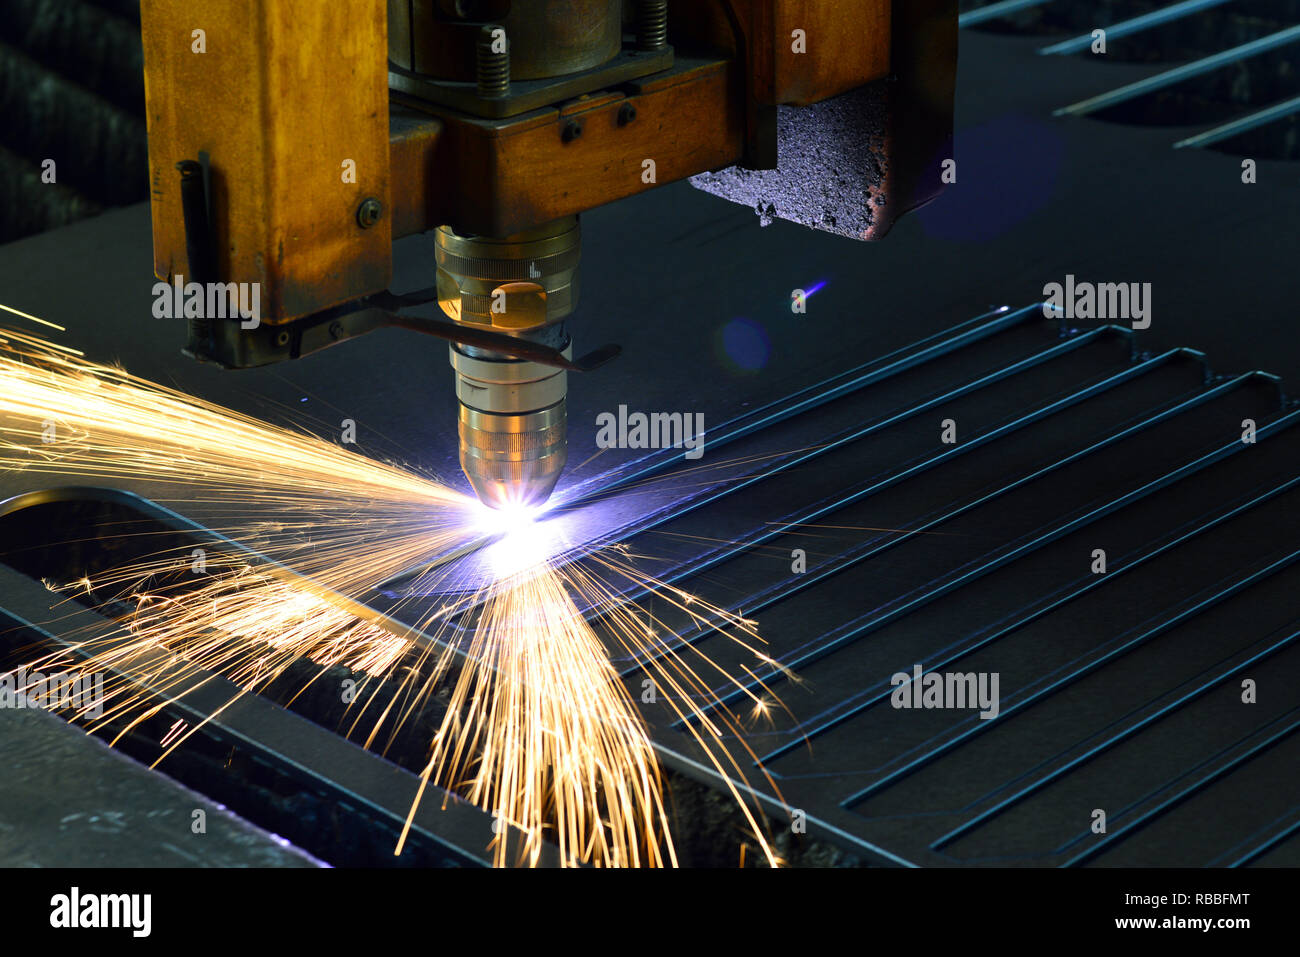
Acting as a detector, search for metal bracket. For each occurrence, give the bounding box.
[182,286,621,373]
[388,44,674,119]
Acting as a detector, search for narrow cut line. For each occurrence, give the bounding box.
[961,0,1057,29]
[1056,25,1300,117]
[1039,0,1232,56]
[1173,94,1300,149]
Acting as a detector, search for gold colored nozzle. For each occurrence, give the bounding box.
[459,402,567,509]
[436,218,580,510]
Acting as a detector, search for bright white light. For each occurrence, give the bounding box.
[475,502,541,536]
[474,503,556,579]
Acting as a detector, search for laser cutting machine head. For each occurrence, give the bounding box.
[435,219,579,509]
[137,0,956,509]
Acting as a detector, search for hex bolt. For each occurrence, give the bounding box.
[356,197,383,229]
[617,102,637,126]
[636,0,668,52]
[477,24,510,98]
[562,119,584,143]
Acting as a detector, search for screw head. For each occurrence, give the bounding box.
[356,197,383,229]
[275,330,291,347]
[329,321,345,341]
[562,119,584,143]
[618,103,637,126]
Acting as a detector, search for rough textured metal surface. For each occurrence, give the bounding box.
[689,83,891,240]
[0,0,146,241]
[0,144,102,238]
[0,706,321,867]
[0,0,144,110]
